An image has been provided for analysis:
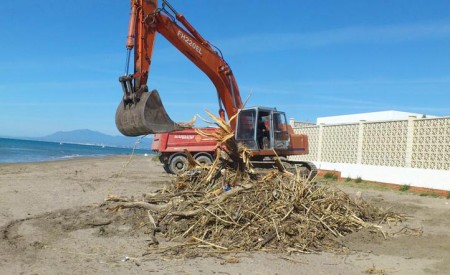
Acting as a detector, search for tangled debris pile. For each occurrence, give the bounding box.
[106,112,402,255]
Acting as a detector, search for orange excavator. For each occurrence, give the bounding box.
[115,0,316,176]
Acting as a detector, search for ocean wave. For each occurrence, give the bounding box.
[57,154,109,160]
[1,138,153,163]
[59,154,82,160]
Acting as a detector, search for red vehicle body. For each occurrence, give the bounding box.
[152,128,218,173]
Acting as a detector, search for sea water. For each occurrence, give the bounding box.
[0,138,153,163]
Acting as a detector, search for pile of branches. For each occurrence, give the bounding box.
[106,112,401,254]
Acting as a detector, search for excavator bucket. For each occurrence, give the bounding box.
[115,89,184,136]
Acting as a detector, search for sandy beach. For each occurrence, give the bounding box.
[1,155,449,274]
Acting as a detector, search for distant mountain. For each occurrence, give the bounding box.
[38,129,153,149]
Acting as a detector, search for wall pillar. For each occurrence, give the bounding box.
[405,116,416,168]
[356,120,365,164]
[317,123,324,162]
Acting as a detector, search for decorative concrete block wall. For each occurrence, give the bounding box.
[290,116,450,190]
[412,118,450,170]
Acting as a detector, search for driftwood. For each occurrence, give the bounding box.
[105,112,404,256]
[109,201,166,212]
[106,197,185,212]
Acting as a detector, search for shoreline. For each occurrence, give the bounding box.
[0,153,154,165]
[0,136,152,150]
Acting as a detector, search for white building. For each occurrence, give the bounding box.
[317,110,438,125]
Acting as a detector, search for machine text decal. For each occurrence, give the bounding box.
[178,30,202,55]
[174,135,195,140]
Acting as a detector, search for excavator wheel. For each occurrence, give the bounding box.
[116,89,184,136]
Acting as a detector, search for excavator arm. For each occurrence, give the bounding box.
[116,0,243,136]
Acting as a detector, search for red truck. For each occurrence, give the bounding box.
[152,128,217,174]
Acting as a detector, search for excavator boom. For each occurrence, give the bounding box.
[116,0,242,136]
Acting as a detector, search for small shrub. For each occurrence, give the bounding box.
[355,177,363,183]
[323,172,338,181]
[419,192,439,198]
[399,184,410,192]
[447,192,450,199]
[345,177,352,182]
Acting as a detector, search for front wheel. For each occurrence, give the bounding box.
[195,154,212,166]
[168,155,188,174]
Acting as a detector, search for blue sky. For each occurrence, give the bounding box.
[1,0,449,137]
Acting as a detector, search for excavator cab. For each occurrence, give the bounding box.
[235,107,290,151]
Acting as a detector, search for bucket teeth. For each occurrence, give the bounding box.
[115,89,185,136]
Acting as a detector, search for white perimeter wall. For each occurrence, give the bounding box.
[315,162,450,191]
[290,116,450,191]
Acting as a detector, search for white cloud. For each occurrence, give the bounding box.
[215,21,450,54]
[237,75,450,97]
[290,76,450,86]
